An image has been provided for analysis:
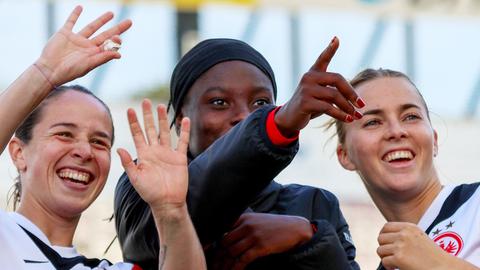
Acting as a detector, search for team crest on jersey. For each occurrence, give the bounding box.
[433,231,463,256]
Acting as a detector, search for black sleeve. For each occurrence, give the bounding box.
[276,188,360,270]
[113,105,298,268]
[188,105,298,245]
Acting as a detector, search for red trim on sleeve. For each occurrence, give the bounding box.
[311,222,318,234]
[132,264,143,270]
[266,106,299,147]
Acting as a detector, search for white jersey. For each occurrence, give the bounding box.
[418,182,480,266]
[0,210,138,270]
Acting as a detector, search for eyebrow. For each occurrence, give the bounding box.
[203,86,274,98]
[363,103,422,116]
[50,122,112,140]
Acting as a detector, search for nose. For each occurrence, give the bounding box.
[71,141,94,161]
[230,104,251,126]
[384,121,408,141]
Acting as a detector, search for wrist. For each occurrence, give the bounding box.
[274,106,298,138]
[150,202,189,223]
[294,216,314,247]
[268,107,299,146]
[33,59,57,88]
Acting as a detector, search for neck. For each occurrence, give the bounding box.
[369,176,442,224]
[17,200,80,247]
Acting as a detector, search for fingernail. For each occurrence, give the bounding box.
[345,115,353,123]
[355,97,366,108]
[330,36,337,46]
[354,111,363,120]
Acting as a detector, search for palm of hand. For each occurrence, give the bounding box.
[133,143,188,208]
[42,29,100,84]
[118,100,191,211]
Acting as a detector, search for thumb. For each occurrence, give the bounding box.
[117,148,137,182]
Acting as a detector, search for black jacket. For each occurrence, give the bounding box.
[114,106,358,269]
[234,181,359,270]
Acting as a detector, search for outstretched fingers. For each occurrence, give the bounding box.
[78,11,114,38]
[177,117,190,154]
[310,36,339,72]
[92,19,133,46]
[142,99,159,145]
[117,148,136,179]
[157,104,171,147]
[63,5,83,31]
[127,108,147,150]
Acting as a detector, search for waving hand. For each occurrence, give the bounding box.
[117,99,190,211]
[35,5,132,87]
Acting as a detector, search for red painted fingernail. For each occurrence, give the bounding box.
[356,97,366,108]
[354,111,363,120]
[345,115,353,123]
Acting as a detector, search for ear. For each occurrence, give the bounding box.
[8,138,27,172]
[336,143,356,171]
[433,129,438,157]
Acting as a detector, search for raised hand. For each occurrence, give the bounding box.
[212,213,313,270]
[274,37,365,137]
[35,5,132,87]
[117,99,190,212]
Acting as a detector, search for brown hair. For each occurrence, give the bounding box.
[9,85,114,210]
[324,68,430,144]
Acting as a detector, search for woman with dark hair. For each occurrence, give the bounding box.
[115,37,364,269]
[328,68,480,269]
[0,6,205,269]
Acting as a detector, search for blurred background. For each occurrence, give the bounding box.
[1,0,479,268]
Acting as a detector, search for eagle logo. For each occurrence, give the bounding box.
[433,231,463,256]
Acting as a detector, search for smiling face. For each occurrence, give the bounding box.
[337,77,439,201]
[10,90,113,219]
[176,60,275,158]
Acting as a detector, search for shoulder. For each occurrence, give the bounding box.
[279,183,340,206]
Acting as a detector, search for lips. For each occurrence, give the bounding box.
[57,168,93,185]
[382,149,415,163]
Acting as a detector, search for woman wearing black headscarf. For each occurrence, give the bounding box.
[115,37,363,270]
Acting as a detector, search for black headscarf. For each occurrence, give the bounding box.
[168,38,277,125]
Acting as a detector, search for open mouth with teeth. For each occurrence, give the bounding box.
[58,168,92,185]
[383,150,415,163]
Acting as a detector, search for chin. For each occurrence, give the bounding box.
[53,197,92,219]
[385,178,423,197]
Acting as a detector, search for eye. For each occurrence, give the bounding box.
[210,98,228,107]
[253,99,271,107]
[91,138,111,150]
[55,131,73,139]
[404,113,421,122]
[363,119,381,128]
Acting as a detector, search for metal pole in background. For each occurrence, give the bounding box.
[176,9,198,59]
[404,17,416,81]
[89,3,131,94]
[290,9,300,93]
[356,17,386,71]
[465,77,480,118]
[46,0,56,39]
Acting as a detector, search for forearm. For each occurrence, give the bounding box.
[0,64,52,152]
[152,204,206,270]
[436,254,479,270]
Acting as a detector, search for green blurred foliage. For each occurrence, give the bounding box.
[132,83,171,102]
